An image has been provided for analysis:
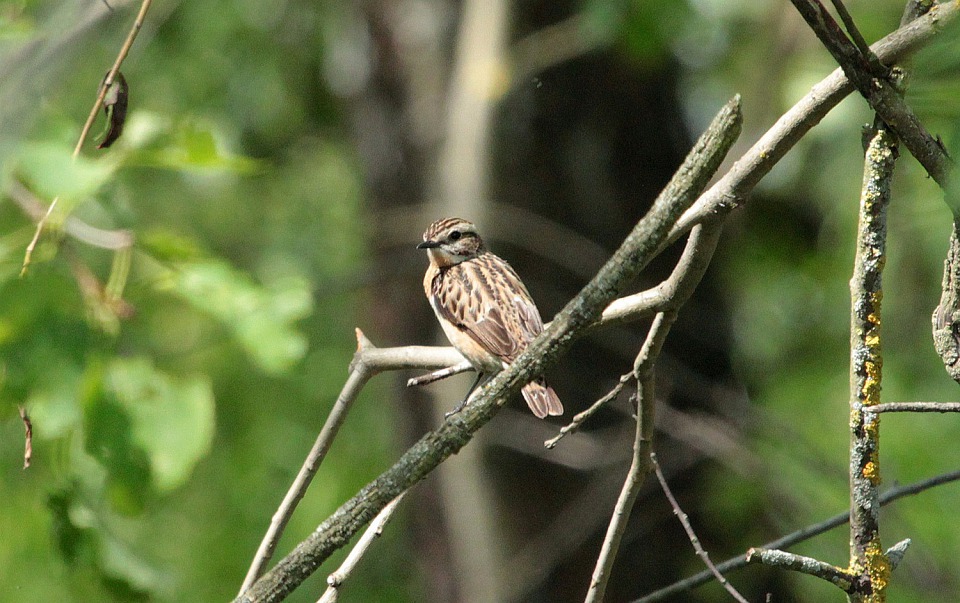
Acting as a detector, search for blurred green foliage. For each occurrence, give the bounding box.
[1,0,959,602]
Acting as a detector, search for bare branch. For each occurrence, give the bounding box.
[585,311,675,603]
[632,469,960,602]
[670,1,958,243]
[238,330,459,594]
[652,454,749,603]
[548,192,726,449]
[317,491,409,603]
[789,0,951,187]
[866,401,960,413]
[746,548,858,593]
[544,371,632,449]
[828,0,887,75]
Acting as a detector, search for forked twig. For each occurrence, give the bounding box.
[317,491,410,603]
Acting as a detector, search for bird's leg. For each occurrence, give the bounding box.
[445,371,485,418]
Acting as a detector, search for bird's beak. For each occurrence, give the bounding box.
[417,240,440,249]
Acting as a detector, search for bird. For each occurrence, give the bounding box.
[417,217,563,418]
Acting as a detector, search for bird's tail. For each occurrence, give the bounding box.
[521,378,563,419]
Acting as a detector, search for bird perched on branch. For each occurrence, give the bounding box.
[418,217,563,418]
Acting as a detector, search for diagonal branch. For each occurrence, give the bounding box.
[670,1,958,243]
[234,95,742,603]
[789,0,951,188]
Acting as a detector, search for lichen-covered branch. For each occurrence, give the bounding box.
[847,123,897,602]
[933,220,960,381]
[867,401,960,413]
[746,548,859,592]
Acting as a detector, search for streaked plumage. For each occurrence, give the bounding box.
[418,217,563,418]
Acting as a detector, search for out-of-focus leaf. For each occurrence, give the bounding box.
[171,260,311,373]
[48,485,98,564]
[120,114,261,173]
[48,484,161,599]
[15,142,116,204]
[140,228,204,262]
[103,357,215,492]
[96,71,129,149]
[84,391,152,514]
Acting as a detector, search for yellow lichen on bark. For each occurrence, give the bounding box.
[862,457,881,485]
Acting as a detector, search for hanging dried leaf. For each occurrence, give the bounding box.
[97,71,129,149]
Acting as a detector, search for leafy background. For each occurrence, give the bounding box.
[1,0,959,601]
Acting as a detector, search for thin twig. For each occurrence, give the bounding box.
[653,454,749,603]
[828,0,887,75]
[318,491,409,603]
[19,406,32,469]
[407,360,472,387]
[20,196,59,277]
[22,0,151,277]
[631,470,960,602]
[544,371,632,449]
[74,0,153,156]
[585,311,676,603]
[866,402,960,413]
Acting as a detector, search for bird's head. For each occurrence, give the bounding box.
[418,218,486,266]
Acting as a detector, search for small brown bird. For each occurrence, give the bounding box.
[418,217,563,418]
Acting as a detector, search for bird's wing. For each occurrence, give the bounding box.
[433,254,543,361]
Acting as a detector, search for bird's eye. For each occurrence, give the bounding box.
[449,230,462,241]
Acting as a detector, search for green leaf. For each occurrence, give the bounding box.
[172,260,311,372]
[120,113,261,173]
[103,357,216,493]
[15,141,116,203]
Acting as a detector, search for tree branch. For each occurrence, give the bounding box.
[669,1,958,244]
[547,222,724,448]
[789,0,951,187]
[234,95,742,603]
[632,468,960,602]
[653,453,749,603]
[316,491,409,603]
[585,311,675,603]
[746,548,859,593]
[238,330,462,594]
[866,401,960,413]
